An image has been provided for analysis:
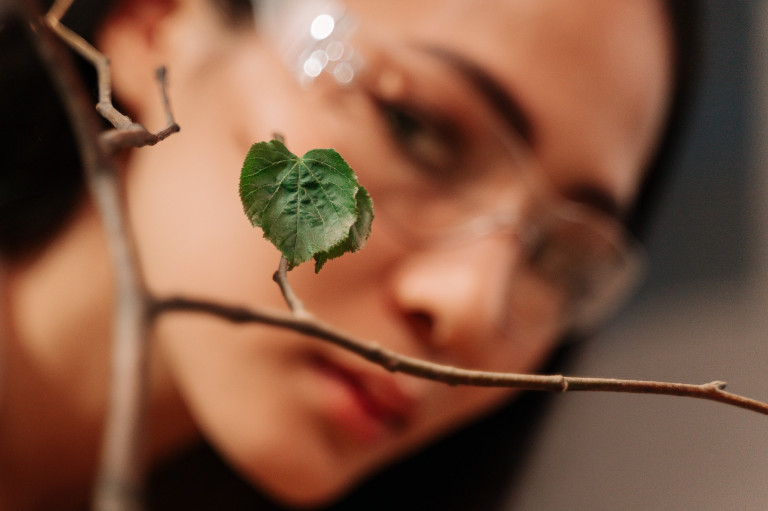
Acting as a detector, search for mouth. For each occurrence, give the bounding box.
[307,352,416,442]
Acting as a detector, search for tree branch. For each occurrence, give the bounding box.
[148,295,768,416]
[96,67,180,155]
[16,1,177,509]
[46,0,74,23]
[45,8,180,155]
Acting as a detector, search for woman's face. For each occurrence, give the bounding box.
[103,0,671,505]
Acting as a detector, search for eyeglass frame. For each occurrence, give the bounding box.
[255,0,647,335]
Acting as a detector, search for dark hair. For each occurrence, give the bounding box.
[625,1,701,239]
[0,0,698,260]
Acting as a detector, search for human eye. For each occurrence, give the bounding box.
[526,231,581,294]
[374,99,463,178]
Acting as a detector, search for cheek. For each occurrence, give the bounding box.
[125,145,275,301]
[123,46,294,303]
[153,317,352,505]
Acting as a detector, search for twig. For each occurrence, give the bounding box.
[148,295,768,416]
[44,10,180,155]
[46,0,74,23]
[44,12,130,128]
[97,67,180,155]
[272,255,308,316]
[19,1,171,510]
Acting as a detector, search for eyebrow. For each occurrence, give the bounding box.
[564,184,622,219]
[419,45,535,145]
[419,45,623,219]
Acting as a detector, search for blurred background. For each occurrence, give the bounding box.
[505,1,768,509]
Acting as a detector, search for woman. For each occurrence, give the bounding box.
[0,0,694,509]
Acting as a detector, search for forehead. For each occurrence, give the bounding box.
[344,0,673,211]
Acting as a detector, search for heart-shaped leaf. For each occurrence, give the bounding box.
[239,139,373,271]
[313,186,374,272]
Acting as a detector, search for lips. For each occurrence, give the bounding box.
[307,352,416,440]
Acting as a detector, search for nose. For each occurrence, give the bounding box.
[388,235,516,363]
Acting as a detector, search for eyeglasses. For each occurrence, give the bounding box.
[257,0,644,333]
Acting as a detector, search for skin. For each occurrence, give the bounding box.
[0,0,672,508]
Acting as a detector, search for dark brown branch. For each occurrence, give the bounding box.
[97,67,180,155]
[149,295,768,416]
[44,12,180,155]
[19,1,154,510]
[38,4,183,509]
[45,13,131,127]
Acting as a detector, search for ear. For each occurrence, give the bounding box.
[95,0,178,124]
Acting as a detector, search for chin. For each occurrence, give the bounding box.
[243,462,361,509]
[266,483,351,509]
[216,431,366,509]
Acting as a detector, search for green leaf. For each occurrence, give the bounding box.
[239,138,373,271]
[313,187,374,272]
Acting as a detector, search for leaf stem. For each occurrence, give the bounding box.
[273,255,308,317]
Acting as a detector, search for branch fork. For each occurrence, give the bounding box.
[45,6,180,156]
